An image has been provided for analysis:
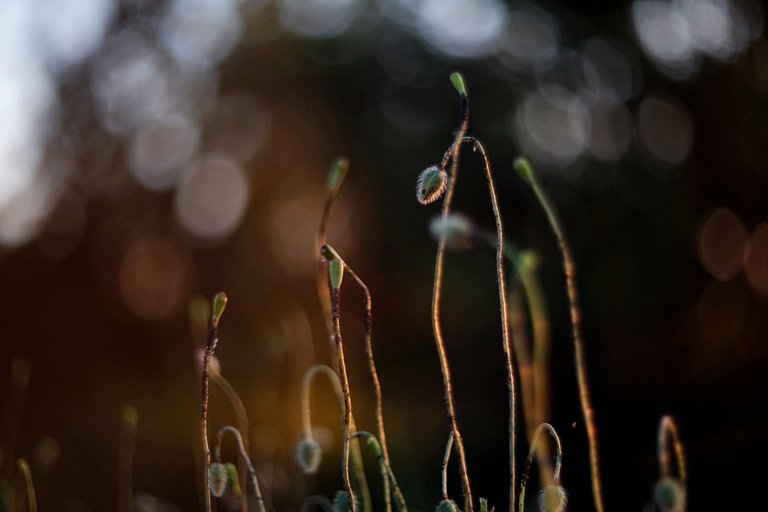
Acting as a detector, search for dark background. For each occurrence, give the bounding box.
[1,0,767,510]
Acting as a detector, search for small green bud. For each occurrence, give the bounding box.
[328,258,344,290]
[210,292,228,328]
[429,213,474,249]
[436,499,461,512]
[479,498,494,512]
[296,438,322,474]
[416,166,448,205]
[210,462,229,498]
[654,477,685,512]
[224,463,240,495]
[327,157,350,193]
[450,72,467,96]
[333,490,352,512]
[513,157,535,185]
[518,250,540,271]
[539,484,567,512]
[121,404,139,433]
[364,436,383,458]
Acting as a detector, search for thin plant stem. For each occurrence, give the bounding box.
[214,426,266,512]
[329,284,357,512]
[299,365,371,511]
[213,373,250,511]
[518,423,562,512]
[202,293,227,512]
[118,405,138,512]
[352,431,408,512]
[342,261,395,512]
[516,158,604,512]
[507,283,535,442]
[301,495,336,512]
[2,357,30,480]
[16,459,36,512]
[441,432,454,501]
[430,77,473,512]
[317,158,350,362]
[658,416,687,486]
[316,160,372,512]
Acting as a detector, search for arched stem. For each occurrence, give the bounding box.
[658,416,687,487]
[515,158,604,512]
[518,423,562,512]
[16,459,37,512]
[214,426,266,512]
[213,374,250,511]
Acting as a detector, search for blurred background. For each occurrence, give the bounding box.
[1,0,767,510]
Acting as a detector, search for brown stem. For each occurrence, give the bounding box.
[343,263,394,512]
[430,87,474,512]
[201,325,219,512]
[214,426,266,512]
[330,286,357,512]
[522,163,604,512]
[518,423,562,512]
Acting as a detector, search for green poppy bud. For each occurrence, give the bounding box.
[328,258,344,290]
[210,292,228,328]
[417,166,448,205]
[296,438,322,474]
[327,157,350,193]
[429,213,474,249]
[450,72,467,96]
[333,490,352,512]
[539,484,567,512]
[210,462,228,498]
[513,157,535,185]
[436,499,461,512]
[654,477,685,512]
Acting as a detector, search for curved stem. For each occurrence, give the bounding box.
[522,164,604,512]
[329,285,357,512]
[441,432,454,501]
[213,373,250,511]
[343,262,394,512]
[352,431,408,512]
[658,416,686,487]
[518,423,562,512]
[16,459,36,512]
[214,426,266,512]
[300,365,371,510]
[431,86,474,512]
[467,137,516,512]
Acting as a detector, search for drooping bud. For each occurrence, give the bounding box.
[436,499,461,512]
[513,157,535,185]
[210,462,229,498]
[428,213,474,249]
[210,292,228,329]
[333,490,352,512]
[327,157,350,194]
[654,477,685,512]
[224,463,240,495]
[450,72,467,97]
[539,484,567,512]
[296,438,322,474]
[416,166,448,205]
